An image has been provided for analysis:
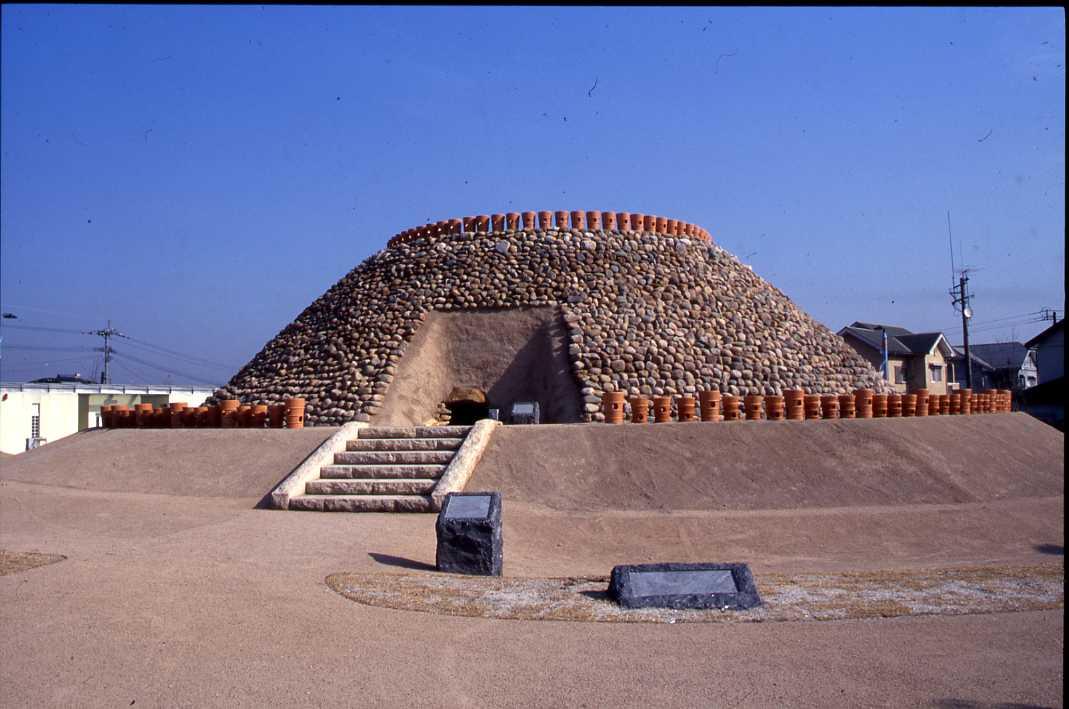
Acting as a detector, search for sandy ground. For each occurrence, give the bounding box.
[0,416,1064,706]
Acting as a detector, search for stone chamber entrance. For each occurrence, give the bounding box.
[374,307,584,427]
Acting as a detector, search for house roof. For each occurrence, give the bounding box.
[967,342,1030,371]
[1025,319,1064,348]
[949,346,995,371]
[840,323,953,357]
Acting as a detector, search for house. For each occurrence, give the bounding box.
[837,322,956,394]
[1018,320,1065,430]
[1025,320,1064,386]
[947,347,997,390]
[0,381,215,455]
[955,342,1038,391]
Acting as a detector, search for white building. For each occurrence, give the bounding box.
[0,382,215,455]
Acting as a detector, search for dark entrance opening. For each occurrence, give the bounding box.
[375,307,583,426]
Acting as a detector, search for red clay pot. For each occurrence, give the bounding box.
[554,210,569,229]
[744,394,764,421]
[521,211,536,230]
[491,214,506,231]
[765,394,785,421]
[462,216,476,233]
[722,395,741,421]
[820,395,839,419]
[616,212,631,232]
[838,394,856,419]
[602,211,616,231]
[505,213,520,231]
[602,391,626,424]
[585,211,601,230]
[538,211,554,230]
[475,215,490,232]
[655,216,668,233]
[629,396,649,424]
[873,393,888,418]
[676,395,697,422]
[643,215,656,232]
[887,393,902,417]
[652,396,672,423]
[570,210,585,230]
[783,389,805,421]
[854,388,874,419]
[699,390,722,422]
[804,394,822,420]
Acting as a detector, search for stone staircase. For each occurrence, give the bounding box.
[287,425,471,512]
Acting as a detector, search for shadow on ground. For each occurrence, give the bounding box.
[1034,544,1064,556]
[368,553,436,572]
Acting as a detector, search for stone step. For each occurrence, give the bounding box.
[346,438,462,452]
[334,450,455,466]
[306,478,438,496]
[289,494,435,513]
[358,426,471,440]
[320,464,447,480]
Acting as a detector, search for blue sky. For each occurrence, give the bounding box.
[1,6,1064,385]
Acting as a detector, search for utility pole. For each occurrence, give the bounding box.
[1039,307,1058,325]
[85,320,125,384]
[950,272,974,388]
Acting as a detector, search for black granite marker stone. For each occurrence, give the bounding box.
[435,492,503,576]
[609,562,761,610]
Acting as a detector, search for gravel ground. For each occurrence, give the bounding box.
[327,563,1064,624]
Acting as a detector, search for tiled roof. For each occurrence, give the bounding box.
[967,342,1030,371]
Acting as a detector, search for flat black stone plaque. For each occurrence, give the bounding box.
[436,492,502,576]
[609,562,761,610]
[442,495,491,519]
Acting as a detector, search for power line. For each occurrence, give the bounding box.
[112,350,219,386]
[0,323,87,335]
[119,336,235,371]
[2,344,98,353]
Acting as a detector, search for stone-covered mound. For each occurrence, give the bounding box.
[217,227,885,425]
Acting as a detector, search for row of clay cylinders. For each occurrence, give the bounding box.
[101,399,306,429]
[218,399,305,429]
[388,211,712,247]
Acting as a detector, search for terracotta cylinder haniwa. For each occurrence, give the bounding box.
[616,212,631,232]
[643,215,656,232]
[521,211,536,230]
[655,216,668,233]
[699,390,722,422]
[285,398,306,429]
[169,402,187,429]
[1001,389,1013,412]
[765,394,785,421]
[602,391,626,424]
[462,216,476,233]
[959,389,972,415]
[491,214,506,232]
[585,211,601,231]
[100,405,113,429]
[134,403,153,428]
[538,211,554,230]
[915,391,929,417]
[569,210,585,230]
[873,393,889,418]
[602,211,616,231]
[629,396,649,424]
[220,399,240,429]
[784,389,805,421]
[676,395,697,422]
[268,404,286,428]
[887,393,902,417]
[446,218,462,235]
[554,210,569,229]
[744,394,764,421]
[251,404,269,428]
[181,407,196,427]
[195,406,210,428]
[505,212,520,231]
[949,393,961,415]
[475,215,490,232]
[804,394,822,420]
[652,396,672,423]
[631,213,645,232]
[854,389,874,419]
[666,219,678,235]
[820,395,840,419]
[838,394,856,419]
[902,394,917,417]
[722,395,741,421]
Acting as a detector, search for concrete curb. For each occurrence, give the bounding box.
[271,422,366,510]
[431,419,501,511]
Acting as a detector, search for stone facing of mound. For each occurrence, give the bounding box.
[217,228,885,425]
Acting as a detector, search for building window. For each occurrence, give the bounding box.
[31,403,41,438]
[894,365,906,384]
[929,364,943,382]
